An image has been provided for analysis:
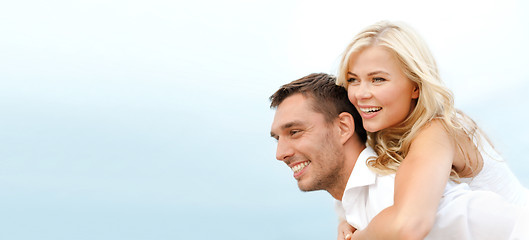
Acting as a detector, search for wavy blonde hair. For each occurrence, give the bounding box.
[336,20,485,177]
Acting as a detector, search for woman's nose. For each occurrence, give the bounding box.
[355,82,372,99]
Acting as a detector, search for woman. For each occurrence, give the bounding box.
[335,20,529,239]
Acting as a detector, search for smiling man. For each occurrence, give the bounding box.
[269,73,528,240]
[270,73,366,199]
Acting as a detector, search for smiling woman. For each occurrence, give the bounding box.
[335,20,529,240]
[345,46,420,133]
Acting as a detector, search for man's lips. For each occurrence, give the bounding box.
[290,160,311,178]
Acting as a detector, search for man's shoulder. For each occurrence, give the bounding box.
[345,146,395,191]
[358,146,395,192]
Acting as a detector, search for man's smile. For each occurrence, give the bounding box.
[291,160,311,178]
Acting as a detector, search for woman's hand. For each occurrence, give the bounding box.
[337,219,356,240]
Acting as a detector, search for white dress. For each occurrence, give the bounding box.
[335,147,529,239]
[460,128,529,206]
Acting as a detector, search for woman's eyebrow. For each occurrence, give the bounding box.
[367,70,390,76]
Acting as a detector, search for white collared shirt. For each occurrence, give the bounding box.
[335,146,394,230]
[334,146,528,239]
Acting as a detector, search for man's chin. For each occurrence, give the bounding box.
[297,180,318,192]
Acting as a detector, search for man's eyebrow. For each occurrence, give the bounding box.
[270,121,304,138]
[282,121,302,129]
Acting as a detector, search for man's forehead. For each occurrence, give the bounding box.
[271,94,321,130]
[277,93,311,112]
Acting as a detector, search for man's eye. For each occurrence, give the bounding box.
[290,130,301,136]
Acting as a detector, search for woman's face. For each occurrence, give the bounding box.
[346,45,419,133]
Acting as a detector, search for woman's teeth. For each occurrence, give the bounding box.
[360,107,382,113]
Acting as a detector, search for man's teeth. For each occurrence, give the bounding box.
[360,107,382,113]
[291,161,310,173]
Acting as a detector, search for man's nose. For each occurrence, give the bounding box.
[276,138,294,161]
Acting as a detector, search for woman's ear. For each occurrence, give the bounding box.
[412,85,420,99]
[337,112,355,144]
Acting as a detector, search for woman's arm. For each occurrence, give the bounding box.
[352,121,456,240]
[337,219,356,240]
[336,201,357,240]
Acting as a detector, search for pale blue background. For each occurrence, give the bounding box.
[1,0,528,239]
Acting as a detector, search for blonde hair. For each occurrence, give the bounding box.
[336,20,484,177]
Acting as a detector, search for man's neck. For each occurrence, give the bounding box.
[329,140,366,201]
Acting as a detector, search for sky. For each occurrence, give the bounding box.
[0,0,528,239]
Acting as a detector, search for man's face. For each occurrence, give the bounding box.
[270,93,345,192]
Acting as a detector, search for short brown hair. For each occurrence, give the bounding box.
[269,73,367,143]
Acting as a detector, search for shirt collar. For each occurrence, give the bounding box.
[344,146,377,191]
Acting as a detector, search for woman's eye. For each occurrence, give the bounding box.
[346,78,358,83]
[373,77,386,82]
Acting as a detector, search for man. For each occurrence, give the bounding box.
[269,73,527,240]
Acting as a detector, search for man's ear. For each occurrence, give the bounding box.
[337,112,355,144]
